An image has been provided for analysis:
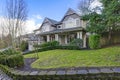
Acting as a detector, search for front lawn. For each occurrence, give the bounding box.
[24,46,120,69]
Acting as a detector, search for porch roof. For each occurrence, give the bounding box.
[38,27,84,35]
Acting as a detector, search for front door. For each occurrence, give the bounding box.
[60,35,65,45]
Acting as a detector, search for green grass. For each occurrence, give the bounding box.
[24,46,120,69]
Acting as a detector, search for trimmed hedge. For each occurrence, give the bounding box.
[34,41,60,48]
[0,49,24,68]
[28,41,82,55]
[56,45,80,50]
[25,45,81,54]
[89,34,101,49]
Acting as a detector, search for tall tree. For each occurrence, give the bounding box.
[78,0,94,15]
[84,0,120,44]
[100,0,120,44]
[86,12,106,34]
[5,0,28,49]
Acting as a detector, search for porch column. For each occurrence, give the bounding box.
[83,34,87,48]
[47,35,50,42]
[80,32,83,39]
[65,35,68,44]
[77,32,83,39]
[38,37,40,45]
[77,32,80,39]
[55,34,59,41]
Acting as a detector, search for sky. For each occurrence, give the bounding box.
[0,0,101,34]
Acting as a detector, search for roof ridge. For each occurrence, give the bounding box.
[46,17,59,24]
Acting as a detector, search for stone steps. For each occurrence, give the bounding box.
[0,70,12,80]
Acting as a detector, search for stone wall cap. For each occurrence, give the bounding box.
[112,68,120,73]
[88,69,100,74]
[56,71,66,75]
[29,71,38,75]
[100,68,113,73]
[66,70,77,75]
[47,71,56,75]
[77,70,88,74]
[38,71,48,75]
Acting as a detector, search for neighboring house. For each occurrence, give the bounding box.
[18,33,38,51]
[30,8,87,51]
[28,34,38,51]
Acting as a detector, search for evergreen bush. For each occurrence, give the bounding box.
[69,39,83,48]
[0,49,24,68]
[89,34,101,49]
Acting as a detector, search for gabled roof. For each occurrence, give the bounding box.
[42,17,59,25]
[65,8,77,16]
[61,8,81,22]
[34,8,81,31]
[47,18,58,25]
[34,17,59,32]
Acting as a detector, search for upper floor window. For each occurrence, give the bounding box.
[63,18,75,28]
[76,19,80,27]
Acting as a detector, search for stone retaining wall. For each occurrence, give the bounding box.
[9,67,120,80]
[1,64,120,80]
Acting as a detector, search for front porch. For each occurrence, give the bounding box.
[39,31,87,48]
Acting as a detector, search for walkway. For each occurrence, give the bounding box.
[0,70,12,80]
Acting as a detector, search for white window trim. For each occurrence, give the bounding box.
[75,18,80,27]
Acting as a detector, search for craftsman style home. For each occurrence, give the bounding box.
[29,8,87,51]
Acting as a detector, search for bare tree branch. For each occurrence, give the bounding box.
[5,0,28,49]
[78,0,94,15]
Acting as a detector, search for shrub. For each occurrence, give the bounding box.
[40,41,59,48]
[89,34,101,49]
[20,41,28,51]
[57,45,80,50]
[69,39,83,48]
[0,49,24,68]
[25,45,81,54]
[2,49,20,55]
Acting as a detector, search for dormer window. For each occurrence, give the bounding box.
[57,25,61,29]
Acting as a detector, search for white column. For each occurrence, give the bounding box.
[55,34,59,41]
[65,35,68,44]
[83,34,87,48]
[80,32,83,39]
[47,35,50,42]
[77,32,83,39]
[77,32,80,39]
